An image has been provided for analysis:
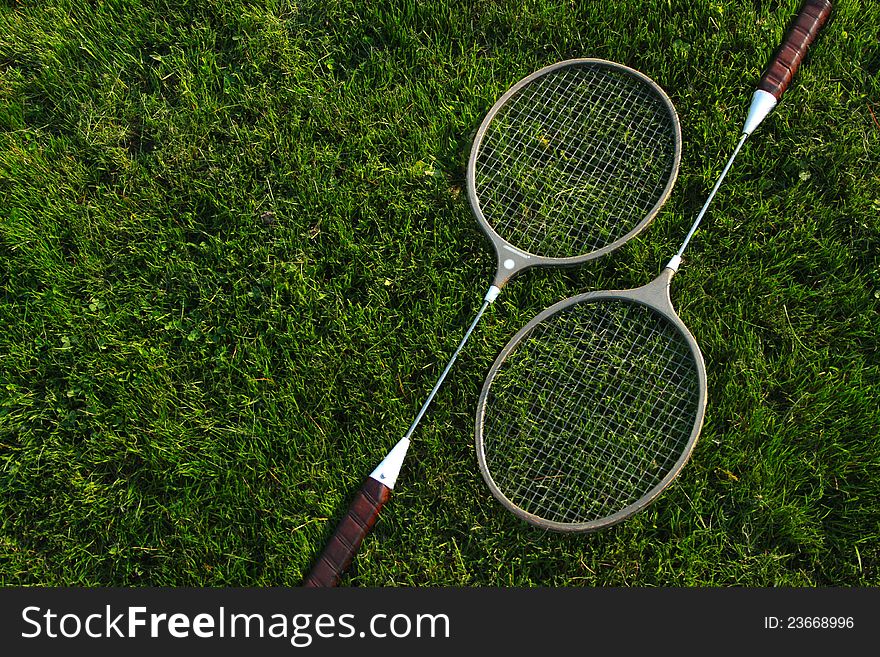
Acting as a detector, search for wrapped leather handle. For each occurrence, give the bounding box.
[303,477,392,587]
[757,0,832,100]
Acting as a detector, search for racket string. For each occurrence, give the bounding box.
[481,73,644,237]
[481,299,700,524]
[475,64,678,258]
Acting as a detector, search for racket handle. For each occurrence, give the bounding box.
[757,0,832,101]
[303,477,392,587]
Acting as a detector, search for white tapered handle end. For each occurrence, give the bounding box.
[743,90,778,135]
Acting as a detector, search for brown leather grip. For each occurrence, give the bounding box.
[302,477,392,587]
[757,0,832,100]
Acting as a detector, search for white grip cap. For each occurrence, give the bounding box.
[743,90,778,136]
[369,437,410,490]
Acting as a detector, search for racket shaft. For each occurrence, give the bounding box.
[304,299,491,586]
[302,477,391,587]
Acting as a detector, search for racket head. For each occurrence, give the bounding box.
[475,269,707,532]
[467,59,682,288]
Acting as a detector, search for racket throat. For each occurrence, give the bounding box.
[491,246,532,290]
[630,266,676,312]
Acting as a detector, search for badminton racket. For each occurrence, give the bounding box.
[475,0,832,532]
[304,59,682,586]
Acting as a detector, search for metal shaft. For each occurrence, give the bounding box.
[674,132,749,263]
[402,299,491,441]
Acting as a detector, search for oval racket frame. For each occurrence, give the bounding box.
[474,269,707,532]
[466,58,683,289]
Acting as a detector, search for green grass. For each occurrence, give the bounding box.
[1,0,878,587]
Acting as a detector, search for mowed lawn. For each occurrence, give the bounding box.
[1,0,878,586]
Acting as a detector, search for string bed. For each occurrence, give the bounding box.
[474,64,678,258]
[481,298,701,525]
